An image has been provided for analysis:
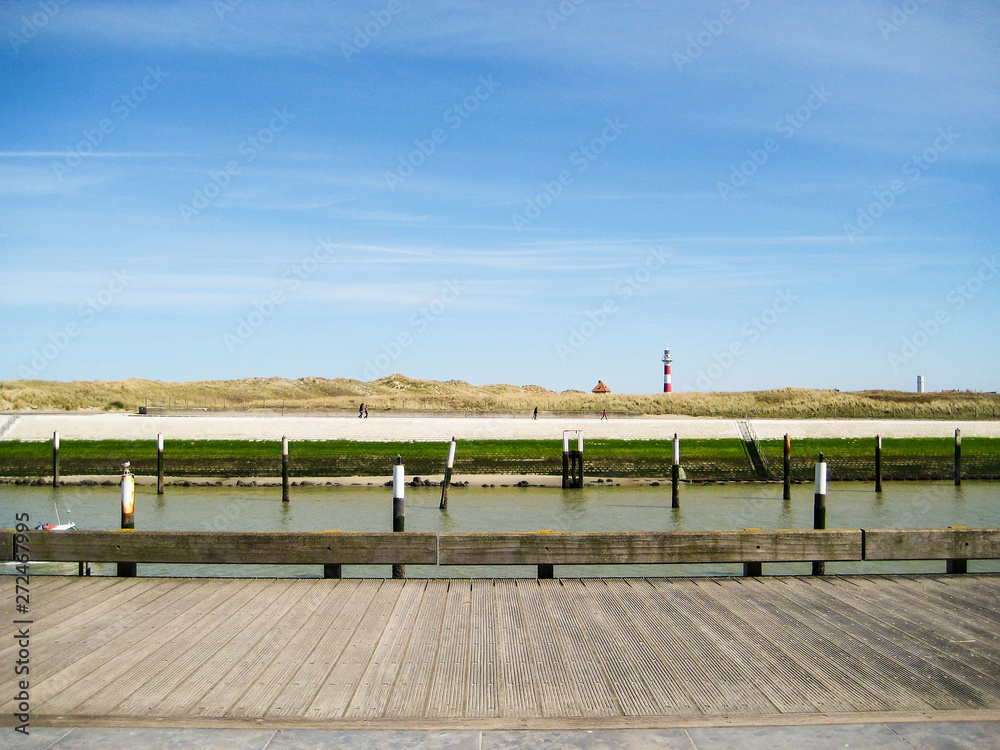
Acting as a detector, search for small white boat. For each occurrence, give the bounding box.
[35,521,77,531]
[35,503,77,531]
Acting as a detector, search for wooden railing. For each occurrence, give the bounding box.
[6,528,1000,578]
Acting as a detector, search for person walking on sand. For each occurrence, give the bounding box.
[364,406,368,419]
[359,403,364,419]
[601,409,608,420]
[532,407,538,420]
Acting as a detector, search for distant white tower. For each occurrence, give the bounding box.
[917,375,925,393]
[662,349,673,393]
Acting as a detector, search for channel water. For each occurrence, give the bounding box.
[3,480,997,578]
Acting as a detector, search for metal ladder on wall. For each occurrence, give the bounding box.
[0,415,18,440]
[736,415,770,479]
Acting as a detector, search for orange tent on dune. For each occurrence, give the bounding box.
[592,381,610,393]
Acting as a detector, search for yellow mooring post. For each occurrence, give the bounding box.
[119,462,136,577]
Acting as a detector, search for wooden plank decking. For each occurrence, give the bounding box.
[2,574,999,729]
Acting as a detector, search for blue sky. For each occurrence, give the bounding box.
[1,1,997,394]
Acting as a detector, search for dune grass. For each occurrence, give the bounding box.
[1,375,999,420]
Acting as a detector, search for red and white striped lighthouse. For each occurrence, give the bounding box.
[662,348,672,393]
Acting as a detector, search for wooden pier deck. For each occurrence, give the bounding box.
[3,573,999,729]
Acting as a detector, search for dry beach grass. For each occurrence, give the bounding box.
[1,375,998,419]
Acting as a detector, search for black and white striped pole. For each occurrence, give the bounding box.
[439,437,456,510]
[671,433,680,508]
[392,455,405,579]
[782,434,791,501]
[281,436,290,502]
[954,428,962,487]
[874,435,883,494]
[157,433,165,495]
[812,452,827,576]
[52,431,60,487]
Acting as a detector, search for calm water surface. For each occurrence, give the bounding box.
[3,481,997,578]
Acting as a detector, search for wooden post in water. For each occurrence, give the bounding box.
[156,433,165,495]
[119,462,137,577]
[782,434,791,500]
[812,453,827,576]
[392,455,405,579]
[671,433,680,508]
[561,431,584,488]
[874,435,883,493]
[575,431,584,488]
[439,437,456,510]
[281,436,290,502]
[52,431,60,487]
[954,428,962,487]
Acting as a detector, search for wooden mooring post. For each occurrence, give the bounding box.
[954,428,962,487]
[671,433,680,508]
[562,431,583,488]
[52,431,60,487]
[874,435,883,493]
[119,462,137,577]
[392,455,405,579]
[281,436,290,502]
[439,437,456,510]
[812,452,827,576]
[782,434,791,500]
[156,433,165,495]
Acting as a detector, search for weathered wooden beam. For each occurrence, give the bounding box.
[1,529,13,560]
[438,529,863,565]
[23,531,438,565]
[864,528,1000,561]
